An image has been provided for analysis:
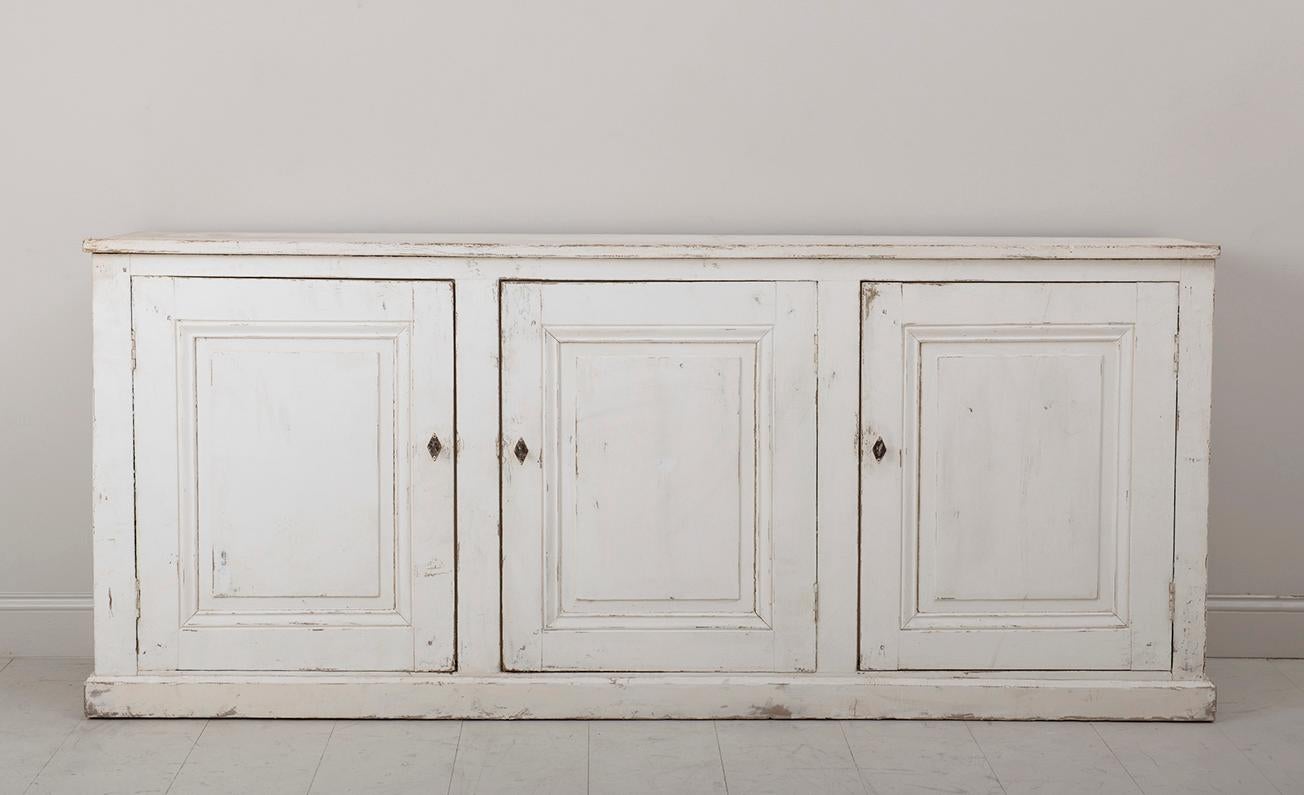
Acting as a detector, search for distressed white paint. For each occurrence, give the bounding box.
[84,233,1219,261]
[131,278,455,672]
[501,282,817,671]
[814,280,861,672]
[861,282,1177,671]
[90,255,137,676]
[88,234,1217,719]
[82,672,1214,721]
[1174,261,1216,677]
[452,278,503,674]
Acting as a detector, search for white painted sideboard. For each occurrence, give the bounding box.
[85,234,1218,720]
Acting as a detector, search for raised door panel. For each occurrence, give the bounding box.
[133,278,454,672]
[860,282,1177,671]
[502,282,816,672]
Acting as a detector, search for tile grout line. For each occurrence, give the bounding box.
[836,720,876,794]
[1268,659,1304,695]
[1226,735,1289,795]
[303,721,338,795]
[445,720,465,795]
[712,721,730,795]
[1204,656,1288,792]
[164,719,209,795]
[1208,662,1289,795]
[964,721,1009,795]
[1089,723,1144,794]
[21,709,88,795]
[1211,719,1288,795]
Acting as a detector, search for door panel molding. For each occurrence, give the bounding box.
[501,281,817,672]
[132,278,456,672]
[860,282,1177,671]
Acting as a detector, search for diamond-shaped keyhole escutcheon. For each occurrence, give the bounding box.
[427,432,442,461]
[871,437,887,462]
[514,438,529,464]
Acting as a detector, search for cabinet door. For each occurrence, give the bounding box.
[860,282,1177,671]
[502,282,817,672]
[133,278,455,672]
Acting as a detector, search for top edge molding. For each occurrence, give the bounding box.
[83,233,1220,261]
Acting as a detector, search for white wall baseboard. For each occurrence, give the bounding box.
[1208,594,1304,658]
[0,593,95,657]
[1207,595,1304,613]
[0,592,95,612]
[2,592,1301,659]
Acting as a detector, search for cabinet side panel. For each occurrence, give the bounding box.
[1173,262,1215,677]
[91,255,138,676]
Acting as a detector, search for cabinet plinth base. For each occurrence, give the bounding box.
[85,673,1215,721]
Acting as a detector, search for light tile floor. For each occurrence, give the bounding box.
[2,657,1303,794]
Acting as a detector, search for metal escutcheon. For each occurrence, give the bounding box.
[871,436,887,462]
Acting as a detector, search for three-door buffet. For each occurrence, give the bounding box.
[86,234,1217,720]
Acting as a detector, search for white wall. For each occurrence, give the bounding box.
[1,1,1301,656]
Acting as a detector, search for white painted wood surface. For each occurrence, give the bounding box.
[501,282,817,672]
[88,235,1217,720]
[131,278,455,672]
[82,672,1214,720]
[1174,261,1216,678]
[90,256,137,676]
[84,233,1219,261]
[25,659,1304,792]
[451,278,503,675]
[860,283,1177,671]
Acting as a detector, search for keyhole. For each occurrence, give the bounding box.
[872,437,887,462]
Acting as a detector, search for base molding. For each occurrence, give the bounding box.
[1208,596,1304,658]
[0,593,93,657]
[85,673,1216,721]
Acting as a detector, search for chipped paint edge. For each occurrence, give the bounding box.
[83,234,1222,261]
[84,673,1216,721]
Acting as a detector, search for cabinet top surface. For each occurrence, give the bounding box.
[84,233,1219,261]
